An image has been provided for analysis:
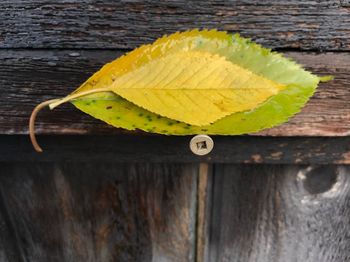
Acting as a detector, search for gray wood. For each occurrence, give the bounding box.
[203,164,350,262]
[1,50,348,137]
[0,163,198,262]
[1,2,350,262]
[0,190,20,262]
[1,1,349,50]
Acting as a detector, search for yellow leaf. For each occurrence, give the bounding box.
[74,30,231,95]
[110,51,285,126]
[30,30,326,153]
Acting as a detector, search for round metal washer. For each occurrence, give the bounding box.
[189,135,214,156]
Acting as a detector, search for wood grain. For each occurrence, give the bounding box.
[0,163,198,262]
[1,1,350,50]
[202,164,350,262]
[196,164,212,262]
[1,1,350,262]
[1,135,350,164]
[1,50,349,136]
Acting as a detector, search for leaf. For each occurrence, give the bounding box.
[70,29,323,134]
[109,51,285,126]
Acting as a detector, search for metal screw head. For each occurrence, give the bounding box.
[189,135,214,156]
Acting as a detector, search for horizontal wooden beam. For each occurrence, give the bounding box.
[1,135,350,164]
[1,1,350,50]
[1,50,349,136]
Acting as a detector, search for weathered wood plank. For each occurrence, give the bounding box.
[196,163,212,262]
[0,163,198,262]
[0,188,21,262]
[1,50,349,136]
[1,1,350,50]
[1,135,350,164]
[202,164,350,262]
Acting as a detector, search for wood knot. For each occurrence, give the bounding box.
[303,166,338,195]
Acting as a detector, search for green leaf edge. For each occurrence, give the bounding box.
[72,30,326,135]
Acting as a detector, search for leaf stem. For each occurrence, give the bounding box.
[29,99,61,153]
[49,88,111,109]
[29,88,112,152]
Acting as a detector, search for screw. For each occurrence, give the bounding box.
[189,135,214,156]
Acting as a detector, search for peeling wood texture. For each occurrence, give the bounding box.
[0,0,349,137]
[201,165,350,262]
[0,163,197,262]
[1,1,350,262]
[1,50,349,136]
[1,1,350,50]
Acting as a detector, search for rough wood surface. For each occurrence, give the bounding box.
[1,1,350,262]
[0,163,198,262]
[1,135,350,164]
[196,164,212,262]
[202,164,350,262]
[1,50,349,136]
[1,1,350,50]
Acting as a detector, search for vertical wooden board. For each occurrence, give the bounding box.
[0,163,198,262]
[196,163,213,262]
[203,164,350,262]
[0,191,20,262]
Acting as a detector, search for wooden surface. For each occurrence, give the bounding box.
[201,165,350,262]
[0,163,198,262]
[1,1,350,262]
[1,50,349,136]
[1,136,350,164]
[1,1,350,50]
[0,0,349,137]
[3,162,350,262]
